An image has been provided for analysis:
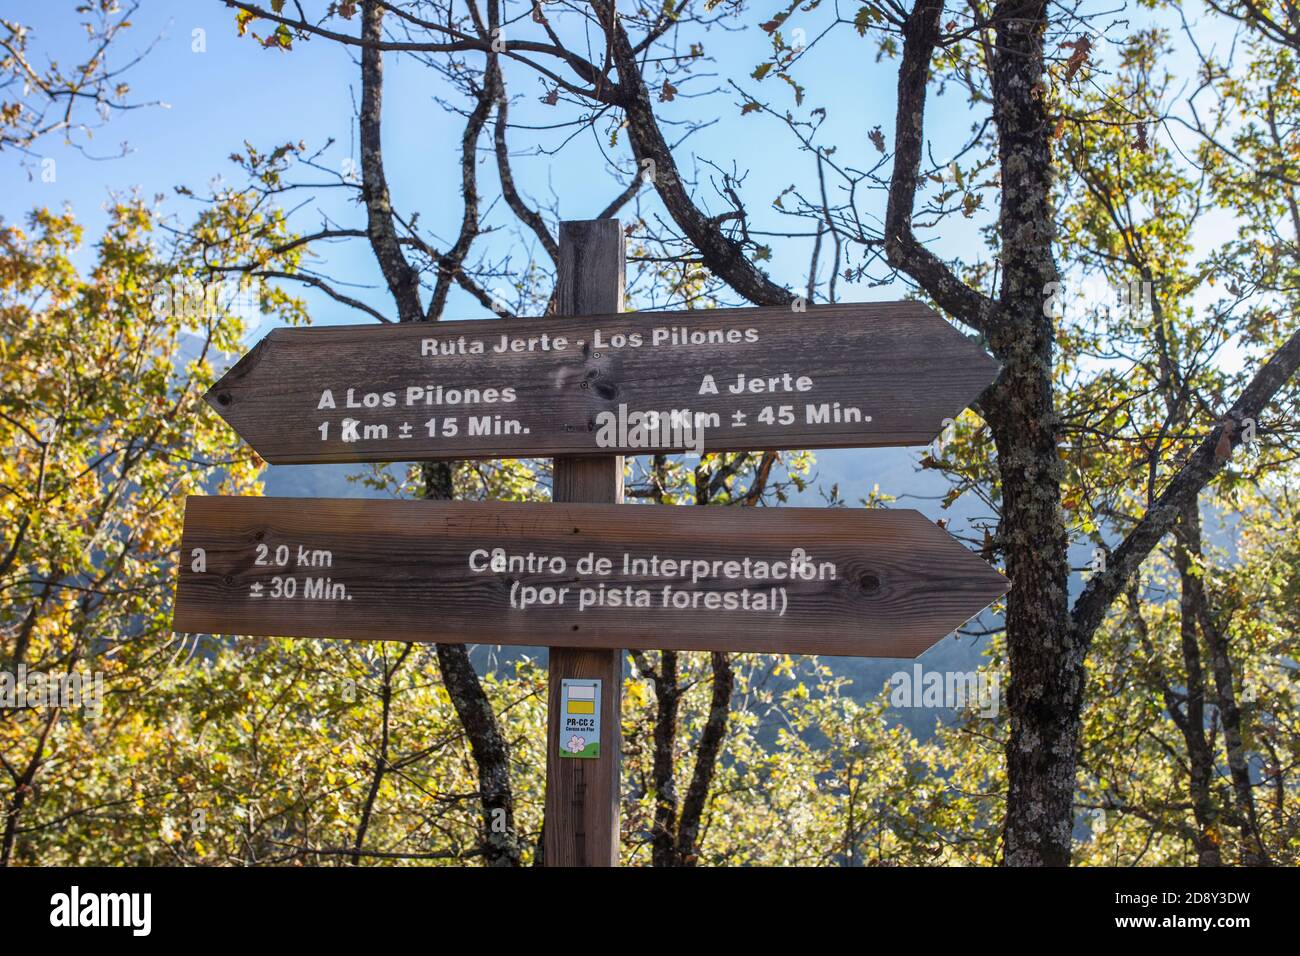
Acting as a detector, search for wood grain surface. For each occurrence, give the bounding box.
[546,219,623,867]
[171,495,1009,659]
[205,299,999,463]
[544,649,621,867]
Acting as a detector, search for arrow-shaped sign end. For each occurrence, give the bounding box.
[203,332,280,454]
[888,510,1008,658]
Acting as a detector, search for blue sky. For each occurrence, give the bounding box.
[2,1,999,314]
[4,2,1234,316]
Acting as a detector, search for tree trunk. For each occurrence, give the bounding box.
[985,1,1075,867]
[649,650,681,867]
[1180,504,1269,865]
[422,461,522,866]
[1173,506,1223,866]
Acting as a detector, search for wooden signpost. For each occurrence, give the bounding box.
[203,300,998,463]
[545,220,624,866]
[172,496,1009,658]
[173,218,1008,868]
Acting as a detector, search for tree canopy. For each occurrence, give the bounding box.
[2,0,1298,867]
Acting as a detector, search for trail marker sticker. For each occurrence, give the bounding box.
[560,679,602,758]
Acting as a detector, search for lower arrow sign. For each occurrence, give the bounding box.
[173,496,1007,658]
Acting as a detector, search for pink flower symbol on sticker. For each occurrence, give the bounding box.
[565,735,586,753]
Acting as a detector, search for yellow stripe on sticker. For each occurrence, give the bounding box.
[567,700,595,714]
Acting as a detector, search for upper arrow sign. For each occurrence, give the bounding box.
[173,496,1008,658]
[206,300,998,463]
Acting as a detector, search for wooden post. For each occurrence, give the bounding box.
[543,219,624,866]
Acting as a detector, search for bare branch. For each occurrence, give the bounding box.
[1072,326,1300,642]
[884,1,994,335]
[591,0,794,307]
[360,0,424,321]
[492,72,558,263]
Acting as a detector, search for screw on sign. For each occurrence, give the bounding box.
[175,218,1007,867]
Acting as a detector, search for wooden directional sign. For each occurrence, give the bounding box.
[205,301,998,463]
[176,220,1006,869]
[173,496,1008,658]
